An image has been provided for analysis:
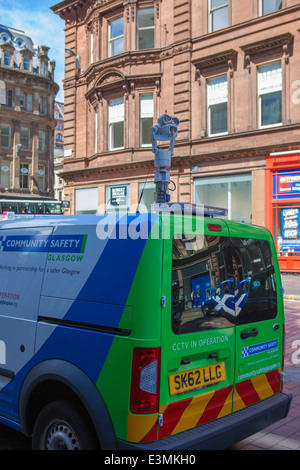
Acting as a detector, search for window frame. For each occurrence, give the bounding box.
[137,7,155,50]
[20,163,29,189]
[208,0,229,32]
[20,127,30,151]
[108,97,124,151]
[139,93,154,147]
[259,0,283,16]
[0,124,11,149]
[108,16,124,57]
[207,74,228,137]
[257,61,282,129]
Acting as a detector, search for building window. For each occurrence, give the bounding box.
[39,96,47,114]
[0,161,10,188]
[109,98,124,150]
[140,93,153,146]
[258,62,282,128]
[260,0,282,15]
[207,75,228,136]
[56,133,63,141]
[0,125,10,148]
[3,51,11,66]
[209,0,228,32]
[23,56,30,71]
[0,81,5,105]
[94,105,98,153]
[90,32,94,64]
[41,61,48,76]
[194,174,252,223]
[20,92,25,109]
[20,163,29,189]
[38,166,45,190]
[7,89,13,107]
[20,127,30,150]
[39,131,46,153]
[27,94,32,112]
[137,8,154,50]
[75,187,98,214]
[108,16,124,57]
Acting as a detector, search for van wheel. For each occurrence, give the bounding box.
[32,400,99,450]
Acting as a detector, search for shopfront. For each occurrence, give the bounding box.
[266,151,300,273]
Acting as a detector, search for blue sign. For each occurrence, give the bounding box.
[242,339,278,358]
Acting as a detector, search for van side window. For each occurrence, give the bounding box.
[172,235,235,334]
[231,238,277,325]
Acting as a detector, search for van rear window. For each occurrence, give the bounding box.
[172,235,277,334]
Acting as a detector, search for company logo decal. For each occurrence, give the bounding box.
[241,339,278,358]
[0,235,87,254]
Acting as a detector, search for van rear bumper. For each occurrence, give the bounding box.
[117,392,292,450]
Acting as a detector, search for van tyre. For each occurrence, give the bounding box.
[32,399,99,450]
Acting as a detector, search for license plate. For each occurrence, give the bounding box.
[169,362,226,395]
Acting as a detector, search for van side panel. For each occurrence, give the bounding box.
[96,218,163,443]
[0,226,53,423]
[35,214,158,440]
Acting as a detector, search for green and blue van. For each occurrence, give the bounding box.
[0,205,292,449]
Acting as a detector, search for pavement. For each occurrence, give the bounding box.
[229,272,300,450]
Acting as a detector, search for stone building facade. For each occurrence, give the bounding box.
[53,0,300,271]
[0,25,59,199]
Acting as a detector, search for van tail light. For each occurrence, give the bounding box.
[130,347,161,414]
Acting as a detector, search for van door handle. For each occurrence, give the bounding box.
[240,328,258,339]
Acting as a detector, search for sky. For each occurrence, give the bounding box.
[0,0,65,101]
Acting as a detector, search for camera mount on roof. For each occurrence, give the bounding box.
[151,114,180,204]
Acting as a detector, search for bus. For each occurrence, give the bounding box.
[0,198,65,218]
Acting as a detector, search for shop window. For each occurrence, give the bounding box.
[20,127,30,150]
[137,8,154,50]
[109,98,124,150]
[207,75,228,136]
[140,93,153,146]
[1,124,11,148]
[75,187,98,214]
[106,184,130,212]
[138,181,156,212]
[38,166,45,191]
[209,0,228,32]
[194,174,252,223]
[258,62,282,128]
[20,163,29,189]
[0,161,10,188]
[108,16,124,57]
[259,0,282,15]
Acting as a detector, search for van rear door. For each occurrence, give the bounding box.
[159,216,236,439]
[229,229,284,411]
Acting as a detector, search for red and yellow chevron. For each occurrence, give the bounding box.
[233,368,281,412]
[158,385,233,439]
[126,369,281,443]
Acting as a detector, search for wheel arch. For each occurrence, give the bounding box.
[19,359,117,450]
